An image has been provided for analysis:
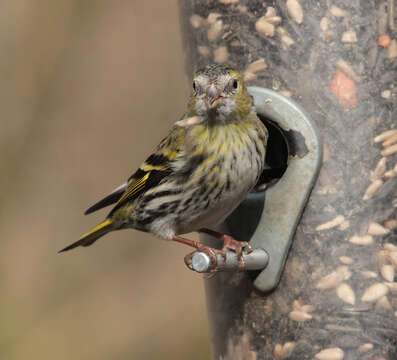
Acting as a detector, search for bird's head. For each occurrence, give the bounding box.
[187,64,253,122]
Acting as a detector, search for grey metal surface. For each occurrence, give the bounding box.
[247,87,322,292]
[191,249,269,273]
[191,252,212,273]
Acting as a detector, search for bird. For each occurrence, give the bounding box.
[59,64,268,270]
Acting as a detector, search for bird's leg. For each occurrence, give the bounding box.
[171,235,202,250]
[172,235,220,274]
[199,228,253,271]
[199,229,253,254]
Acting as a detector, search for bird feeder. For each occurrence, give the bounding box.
[179,1,397,359]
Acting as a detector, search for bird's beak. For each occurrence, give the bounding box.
[206,85,222,106]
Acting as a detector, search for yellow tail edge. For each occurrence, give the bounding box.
[59,218,113,253]
[80,218,112,240]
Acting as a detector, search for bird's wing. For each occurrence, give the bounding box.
[84,125,185,216]
[84,183,127,214]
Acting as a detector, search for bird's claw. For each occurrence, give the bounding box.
[221,237,252,271]
[184,238,253,274]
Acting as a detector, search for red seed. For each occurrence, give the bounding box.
[378,34,391,47]
[330,71,358,109]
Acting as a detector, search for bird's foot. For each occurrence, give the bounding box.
[184,243,223,276]
[199,229,253,271]
[221,235,253,271]
[173,233,252,274]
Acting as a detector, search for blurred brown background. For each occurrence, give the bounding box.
[0,1,210,359]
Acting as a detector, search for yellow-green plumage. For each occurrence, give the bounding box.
[60,64,267,253]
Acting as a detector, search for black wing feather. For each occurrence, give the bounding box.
[107,169,171,217]
[84,185,126,215]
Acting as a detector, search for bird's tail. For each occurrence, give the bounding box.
[59,219,113,253]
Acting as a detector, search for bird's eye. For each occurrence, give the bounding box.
[193,80,197,92]
[232,79,238,89]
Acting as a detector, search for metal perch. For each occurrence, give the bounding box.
[186,248,269,273]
